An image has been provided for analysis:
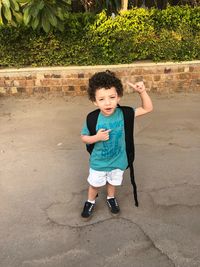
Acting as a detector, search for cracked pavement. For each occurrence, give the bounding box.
[0,92,200,267]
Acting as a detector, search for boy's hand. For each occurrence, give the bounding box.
[96,129,111,141]
[127,81,146,94]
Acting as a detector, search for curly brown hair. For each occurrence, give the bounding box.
[87,70,123,102]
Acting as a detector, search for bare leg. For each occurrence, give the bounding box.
[88,185,98,201]
[107,183,116,198]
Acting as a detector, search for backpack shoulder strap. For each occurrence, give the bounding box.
[119,105,135,164]
[119,105,138,207]
[86,109,100,154]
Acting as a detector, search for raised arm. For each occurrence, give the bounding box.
[127,81,153,117]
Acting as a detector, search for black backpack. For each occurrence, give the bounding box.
[86,104,138,207]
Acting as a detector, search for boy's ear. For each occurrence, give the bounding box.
[93,101,98,106]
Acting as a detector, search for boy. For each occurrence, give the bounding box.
[81,70,153,219]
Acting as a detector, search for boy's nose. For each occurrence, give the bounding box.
[105,98,111,105]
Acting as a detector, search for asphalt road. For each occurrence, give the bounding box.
[0,92,200,267]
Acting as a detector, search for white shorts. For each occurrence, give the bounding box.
[87,168,124,187]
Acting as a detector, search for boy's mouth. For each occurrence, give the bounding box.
[102,107,114,116]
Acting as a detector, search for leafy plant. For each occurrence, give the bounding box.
[0,6,199,67]
[22,0,71,32]
[0,0,23,26]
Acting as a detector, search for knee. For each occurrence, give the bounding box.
[90,185,99,190]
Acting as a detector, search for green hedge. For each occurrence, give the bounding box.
[0,6,199,68]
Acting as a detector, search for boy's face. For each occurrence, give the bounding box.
[94,87,121,116]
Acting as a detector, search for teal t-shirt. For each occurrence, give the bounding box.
[81,108,128,171]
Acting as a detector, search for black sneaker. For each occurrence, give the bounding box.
[81,201,95,219]
[107,197,120,214]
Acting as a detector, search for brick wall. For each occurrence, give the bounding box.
[0,61,200,96]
